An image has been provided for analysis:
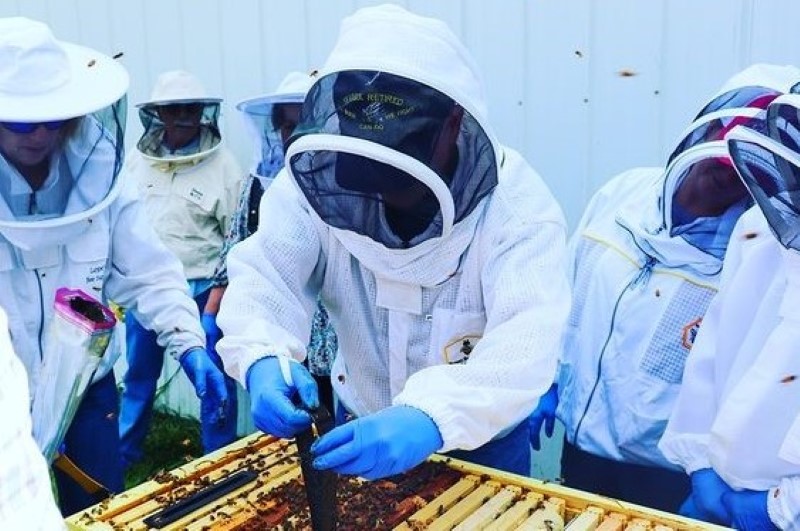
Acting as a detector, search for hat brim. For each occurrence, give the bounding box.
[235,92,305,114]
[136,97,222,108]
[0,41,128,122]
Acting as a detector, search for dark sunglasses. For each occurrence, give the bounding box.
[1,120,68,134]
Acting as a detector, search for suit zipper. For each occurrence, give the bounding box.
[572,256,657,444]
[34,269,45,360]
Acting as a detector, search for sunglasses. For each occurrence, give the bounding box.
[1,120,68,134]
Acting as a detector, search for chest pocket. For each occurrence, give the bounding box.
[174,176,216,214]
[429,308,486,364]
[66,226,110,292]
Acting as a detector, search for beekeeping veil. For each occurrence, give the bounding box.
[285,4,499,285]
[236,71,315,188]
[136,70,222,164]
[0,17,128,250]
[727,93,800,251]
[657,65,800,256]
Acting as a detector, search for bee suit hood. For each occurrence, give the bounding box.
[617,64,800,270]
[285,3,500,286]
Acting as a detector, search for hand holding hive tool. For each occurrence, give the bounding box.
[311,405,443,480]
[246,356,318,438]
[296,402,338,530]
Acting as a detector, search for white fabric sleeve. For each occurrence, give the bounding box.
[395,163,571,451]
[0,311,65,530]
[769,479,800,530]
[104,179,205,358]
[658,213,747,473]
[216,172,322,386]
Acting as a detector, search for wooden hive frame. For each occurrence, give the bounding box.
[66,433,729,531]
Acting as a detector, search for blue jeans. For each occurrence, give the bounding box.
[561,440,690,512]
[54,372,124,516]
[119,283,238,467]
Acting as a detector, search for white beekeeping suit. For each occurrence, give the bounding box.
[124,70,242,280]
[660,93,800,530]
[0,17,225,514]
[556,64,800,470]
[218,3,571,477]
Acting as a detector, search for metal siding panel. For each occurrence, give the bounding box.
[138,0,185,81]
[107,2,150,148]
[657,0,747,164]
[586,0,664,196]
[0,0,23,16]
[750,0,800,65]
[463,2,526,153]
[180,0,225,95]
[218,0,268,167]
[73,0,113,53]
[526,0,593,229]
[304,0,357,70]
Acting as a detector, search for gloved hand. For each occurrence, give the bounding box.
[179,347,229,410]
[680,468,733,525]
[246,356,318,438]
[528,383,558,451]
[201,312,222,351]
[722,490,778,531]
[311,405,443,480]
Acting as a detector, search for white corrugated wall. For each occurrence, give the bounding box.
[3,0,800,479]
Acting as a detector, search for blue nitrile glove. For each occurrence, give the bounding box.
[528,383,558,451]
[722,490,778,531]
[246,356,318,438]
[201,312,222,351]
[311,405,443,480]
[180,346,229,410]
[680,468,733,525]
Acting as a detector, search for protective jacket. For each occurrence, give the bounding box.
[124,146,241,280]
[660,208,800,530]
[0,155,205,397]
[556,64,800,469]
[556,166,720,469]
[220,148,569,451]
[218,4,571,453]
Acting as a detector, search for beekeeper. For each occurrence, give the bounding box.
[119,70,242,465]
[525,64,799,512]
[217,3,571,479]
[203,71,338,413]
[659,94,800,530]
[0,17,227,514]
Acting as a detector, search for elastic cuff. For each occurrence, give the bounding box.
[766,487,785,530]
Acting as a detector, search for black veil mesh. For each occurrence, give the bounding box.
[288,71,497,249]
[667,86,781,166]
[729,133,800,250]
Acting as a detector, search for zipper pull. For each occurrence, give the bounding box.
[633,256,657,288]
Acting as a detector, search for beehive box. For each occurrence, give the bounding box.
[67,433,728,530]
